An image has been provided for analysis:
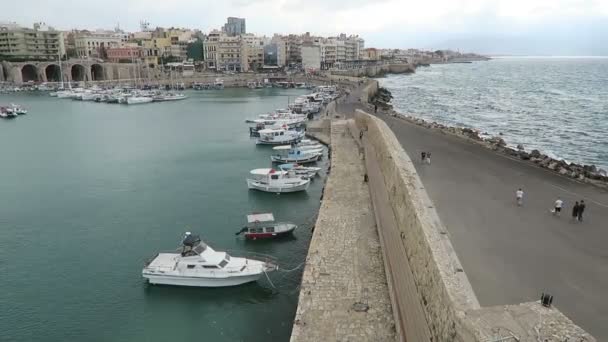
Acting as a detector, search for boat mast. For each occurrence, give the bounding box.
[57,53,64,89]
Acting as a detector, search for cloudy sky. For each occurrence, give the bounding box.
[2,0,608,55]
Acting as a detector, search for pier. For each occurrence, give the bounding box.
[291,79,597,341]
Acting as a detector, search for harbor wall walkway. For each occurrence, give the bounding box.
[331,63,415,78]
[290,119,395,342]
[355,109,596,341]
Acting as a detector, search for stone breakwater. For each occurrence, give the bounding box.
[371,89,608,188]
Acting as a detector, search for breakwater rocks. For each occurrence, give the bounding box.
[371,88,608,187]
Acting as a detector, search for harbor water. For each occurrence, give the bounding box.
[380,57,608,170]
[0,89,326,342]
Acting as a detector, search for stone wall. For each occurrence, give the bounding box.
[331,63,415,78]
[359,80,379,103]
[355,109,596,341]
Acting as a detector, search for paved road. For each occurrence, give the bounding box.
[372,112,608,339]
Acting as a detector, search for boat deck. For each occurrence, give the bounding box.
[147,253,178,270]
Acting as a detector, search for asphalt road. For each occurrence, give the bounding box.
[374,112,608,340]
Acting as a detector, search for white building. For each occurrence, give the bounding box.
[301,44,321,71]
[75,30,124,58]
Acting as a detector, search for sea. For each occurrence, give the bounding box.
[379,57,608,170]
[0,88,327,342]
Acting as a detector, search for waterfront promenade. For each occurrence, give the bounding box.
[375,111,608,339]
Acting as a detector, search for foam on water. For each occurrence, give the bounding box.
[380,57,608,170]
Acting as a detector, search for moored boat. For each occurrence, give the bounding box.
[142,233,277,287]
[271,146,322,164]
[256,127,304,145]
[126,96,153,105]
[236,213,297,240]
[246,168,310,193]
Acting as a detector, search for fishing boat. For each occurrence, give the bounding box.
[235,213,297,240]
[142,233,277,287]
[278,163,321,179]
[271,146,322,164]
[256,127,304,145]
[126,96,153,105]
[246,168,310,193]
[213,79,224,90]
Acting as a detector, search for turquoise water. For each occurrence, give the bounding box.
[0,89,326,342]
[380,57,608,170]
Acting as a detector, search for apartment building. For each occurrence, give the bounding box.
[0,22,65,61]
[74,30,124,58]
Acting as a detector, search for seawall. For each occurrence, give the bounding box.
[355,109,596,341]
[331,63,415,78]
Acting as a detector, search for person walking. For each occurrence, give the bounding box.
[426,152,432,165]
[374,104,378,113]
[516,188,524,206]
[421,151,426,163]
[577,200,586,222]
[552,197,563,216]
[571,201,580,221]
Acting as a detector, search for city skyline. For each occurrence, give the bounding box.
[2,0,608,55]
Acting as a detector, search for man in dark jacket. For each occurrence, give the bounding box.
[577,200,586,222]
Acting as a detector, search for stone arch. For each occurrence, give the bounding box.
[21,64,39,82]
[45,64,62,82]
[91,64,104,81]
[71,64,86,82]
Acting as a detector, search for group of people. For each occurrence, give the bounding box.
[420,151,432,164]
[515,188,587,222]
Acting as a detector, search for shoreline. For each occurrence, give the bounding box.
[370,87,608,188]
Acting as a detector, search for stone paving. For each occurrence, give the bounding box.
[290,120,395,342]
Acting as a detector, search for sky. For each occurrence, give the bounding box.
[2,0,608,55]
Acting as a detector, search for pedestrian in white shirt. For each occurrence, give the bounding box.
[516,188,524,206]
[552,198,563,216]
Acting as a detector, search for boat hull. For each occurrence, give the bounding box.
[143,272,264,287]
[245,226,296,240]
[271,154,320,164]
[247,179,309,193]
[256,137,302,145]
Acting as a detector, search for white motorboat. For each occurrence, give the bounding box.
[247,168,310,193]
[153,93,187,102]
[9,104,27,115]
[126,96,153,105]
[271,146,322,164]
[142,233,277,287]
[0,106,18,118]
[256,128,304,145]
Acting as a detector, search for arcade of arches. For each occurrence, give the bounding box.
[21,64,39,82]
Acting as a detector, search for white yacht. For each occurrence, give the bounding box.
[256,128,304,145]
[142,233,277,287]
[270,146,322,164]
[247,168,310,193]
[126,96,153,105]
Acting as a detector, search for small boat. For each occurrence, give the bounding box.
[256,127,304,145]
[153,93,187,102]
[278,163,321,179]
[0,106,17,119]
[126,96,153,105]
[9,104,27,115]
[236,213,297,240]
[271,146,322,164]
[142,233,277,287]
[247,168,310,193]
[213,79,224,90]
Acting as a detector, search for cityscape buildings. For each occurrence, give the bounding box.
[0,17,373,73]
